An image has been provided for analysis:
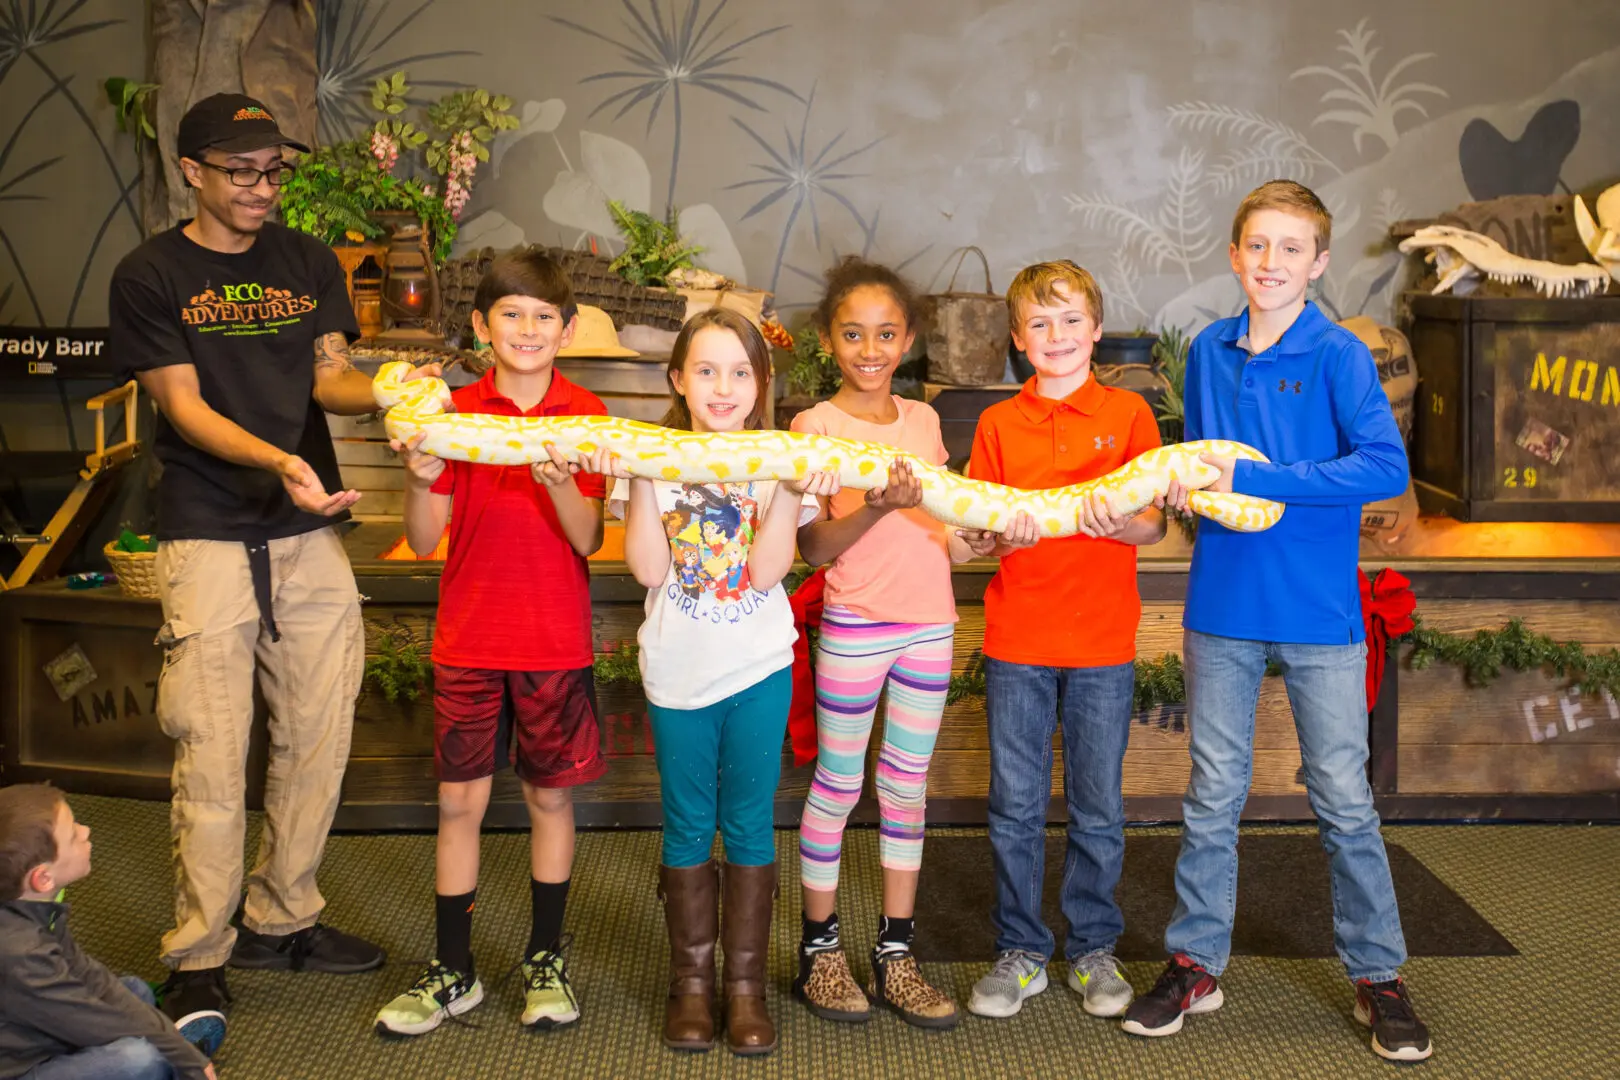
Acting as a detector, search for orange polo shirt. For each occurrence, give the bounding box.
[967,375,1161,667]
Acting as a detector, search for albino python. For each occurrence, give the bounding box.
[372,362,1284,535]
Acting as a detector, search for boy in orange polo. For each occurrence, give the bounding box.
[961,261,1165,1020]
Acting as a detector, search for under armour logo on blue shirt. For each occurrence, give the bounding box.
[1277,379,1302,394]
[1094,434,1115,449]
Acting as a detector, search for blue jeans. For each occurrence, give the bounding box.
[985,657,1135,960]
[647,665,792,868]
[1164,629,1407,981]
[22,978,172,1080]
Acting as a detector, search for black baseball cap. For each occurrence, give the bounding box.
[177,93,310,160]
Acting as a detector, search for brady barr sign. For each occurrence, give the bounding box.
[0,327,117,378]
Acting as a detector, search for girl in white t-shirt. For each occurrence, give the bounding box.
[603,308,836,1057]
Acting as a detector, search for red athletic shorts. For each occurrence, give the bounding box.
[432,665,607,787]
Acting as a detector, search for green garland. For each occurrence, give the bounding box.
[1397,616,1620,698]
[594,641,643,688]
[362,620,433,704]
[588,616,1620,711]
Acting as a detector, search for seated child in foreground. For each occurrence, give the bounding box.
[0,783,223,1080]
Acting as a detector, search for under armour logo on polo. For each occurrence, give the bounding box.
[1277,379,1302,394]
[1094,435,1115,449]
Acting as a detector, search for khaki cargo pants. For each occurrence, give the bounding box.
[154,527,363,970]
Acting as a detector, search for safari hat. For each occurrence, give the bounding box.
[557,304,640,358]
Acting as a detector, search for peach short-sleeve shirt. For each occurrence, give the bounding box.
[792,397,957,626]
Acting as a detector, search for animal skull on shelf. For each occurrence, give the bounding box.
[1397,225,1610,299]
[1574,183,1620,283]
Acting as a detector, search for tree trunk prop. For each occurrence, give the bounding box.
[144,0,317,234]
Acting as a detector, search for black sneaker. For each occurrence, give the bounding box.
[157,966,232,1057]
[1120,953,1223,1037]
[229,922,386,974]
[1355,978,1433,1062]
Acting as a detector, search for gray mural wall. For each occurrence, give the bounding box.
[4,0,1620,334]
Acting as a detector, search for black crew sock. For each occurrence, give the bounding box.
[876,915,914,954]
[435,890,476,975]
[801,911,840,953]
[528,878,570,957]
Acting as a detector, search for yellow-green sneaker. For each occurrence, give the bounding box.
[374,960,483,1037]
[520,944,579,1029]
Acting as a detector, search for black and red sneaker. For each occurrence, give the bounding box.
[1355,978,1432,1062]
[1119,953,1223,1037]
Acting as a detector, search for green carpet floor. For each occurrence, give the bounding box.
[54,795,1620,1079]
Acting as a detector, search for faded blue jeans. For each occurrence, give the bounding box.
[1164,629,1407,982]
[21,978,173,1080]
[986,658,1135,961]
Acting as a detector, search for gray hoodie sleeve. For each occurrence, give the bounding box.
[2,949,210,1080]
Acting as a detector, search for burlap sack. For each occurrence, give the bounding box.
[924,247,1010,386]
[1340,316,1419,548]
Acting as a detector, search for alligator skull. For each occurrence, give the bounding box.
[1398,225,1610,299]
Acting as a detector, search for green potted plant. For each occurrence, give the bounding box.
[1150,324,1190,445]
[279,71,518,264]
[605,200,703,287]
[1095,326,1159,369]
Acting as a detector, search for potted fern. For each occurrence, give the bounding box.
[605,200,702,287]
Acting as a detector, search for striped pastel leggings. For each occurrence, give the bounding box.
[799,606,954,892]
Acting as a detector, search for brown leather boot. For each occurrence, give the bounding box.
[721,862,778,1056]
[658,861,718,1051]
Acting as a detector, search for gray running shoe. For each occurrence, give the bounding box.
[1068,948,1133,1017]
[967,949,1049,1018]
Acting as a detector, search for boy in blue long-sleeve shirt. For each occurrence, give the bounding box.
[1120,181,1432,1064]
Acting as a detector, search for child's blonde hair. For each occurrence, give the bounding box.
[1231,180,1333,253]
[1006,260,1103,328]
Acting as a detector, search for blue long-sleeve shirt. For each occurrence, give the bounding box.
[1184,301,1408,644]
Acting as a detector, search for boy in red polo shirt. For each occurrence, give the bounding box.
[962,261,1165,1020]
[374,250,614,1038]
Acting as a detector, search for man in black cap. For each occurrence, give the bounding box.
[109,93,437,1025]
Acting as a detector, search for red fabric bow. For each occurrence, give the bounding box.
[787,567,829,766]
[1359,567,1416,706]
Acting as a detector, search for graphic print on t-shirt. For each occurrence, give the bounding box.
[663,482,762,606]
[183,283,318,337]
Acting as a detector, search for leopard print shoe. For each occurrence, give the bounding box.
[869,948,960,1030]
[792,947,870,1022]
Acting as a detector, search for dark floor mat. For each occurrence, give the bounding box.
[912,833,1517,962]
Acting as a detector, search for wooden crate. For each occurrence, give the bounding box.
[1405,293,1620,522]
[923,383,1020,471]
[554,357,673,423]
[327,353,404,523]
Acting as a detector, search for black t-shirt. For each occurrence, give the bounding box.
[109,221,360,541]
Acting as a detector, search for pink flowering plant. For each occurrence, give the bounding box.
[279,71,516,264]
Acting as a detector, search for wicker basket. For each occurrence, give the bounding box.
[103,539,160,599]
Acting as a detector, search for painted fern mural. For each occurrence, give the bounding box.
[551,0,801,214]
[1069,17,1451,328]
[1291,18,1448,156]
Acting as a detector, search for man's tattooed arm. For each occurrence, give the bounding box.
[311,331,380,415]
[314,331,356,376]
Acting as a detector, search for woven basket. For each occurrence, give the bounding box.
[104,539,160,599]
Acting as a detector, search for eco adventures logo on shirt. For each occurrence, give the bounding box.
[182,283,317,337]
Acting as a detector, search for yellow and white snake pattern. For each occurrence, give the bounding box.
[372,362,1284,535]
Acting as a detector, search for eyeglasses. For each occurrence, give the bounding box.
[195,160,296,187]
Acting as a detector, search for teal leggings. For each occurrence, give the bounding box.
[647,665,792,868]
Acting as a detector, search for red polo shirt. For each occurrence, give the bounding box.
[429,369,608,670]
[967,375,1161,667]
